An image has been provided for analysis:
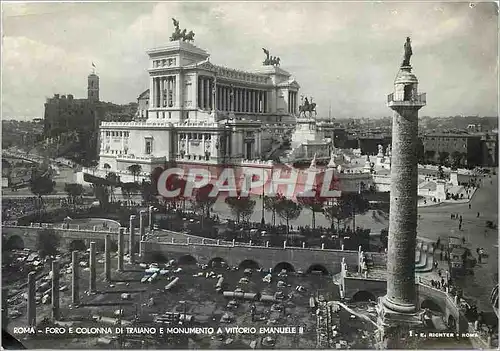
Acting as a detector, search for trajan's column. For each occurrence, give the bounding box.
[378,37,426,347]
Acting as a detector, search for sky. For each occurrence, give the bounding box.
[1,1,498,120]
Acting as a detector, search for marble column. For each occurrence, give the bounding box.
[156,78,161,108]
[149,77,155,112]
[200,77,205,110]
[51,260,60,320]
[71,251,79,305]
[117,227,124,271]
[89,242,96,292]
[382,60,426,325]
[27,271,36,327]
[129,215,136,263]
[242,89,246,112]
[206,79,210,110]
[208,79,213,110]
[139,210,146,240]
[104,235,111,281]
[149,206,154,230]
[249,90,254,112]
[160,77,164,108]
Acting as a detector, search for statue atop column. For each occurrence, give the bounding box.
[401,37,412,67]
[170,18,195,42]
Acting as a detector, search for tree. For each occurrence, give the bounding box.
[192,184,217,229]
[275,197,302,240]
[297,189,326,229]
[264,195,283,226]
[424,150,436,163]
[341,192,370,231]
[451,151,462,170]
[128,164,142,183]
[30,167,55,197]
[324,203,350,231]
[438,151,450,166]
[106,172,119,203]
[225,195,256,224]
[36,229,60,258]
[64,183,84,209]
[437,165,445,180]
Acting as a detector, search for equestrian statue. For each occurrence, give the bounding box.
[262,48,281,67]
[298,96,317,118]
[170,18,195,42]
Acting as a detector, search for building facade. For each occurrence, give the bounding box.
[96,40,300,176]
[421,133,483,166]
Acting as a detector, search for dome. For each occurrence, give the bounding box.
[394,67,418,85]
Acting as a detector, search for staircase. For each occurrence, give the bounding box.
[414,239,435,273]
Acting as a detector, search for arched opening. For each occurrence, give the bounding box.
[150,251,169,263]
[351,290,377,303]
[208,257,227,268]
[447,315,457,331]
[239,259,260,270]
[4,236,24,251]
[178,255,197,265]
[68,240,87,252]
[273,262,295,273]
[421,299,444,314]
[306,264,329,275]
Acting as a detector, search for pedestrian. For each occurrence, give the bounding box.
[440,251,443,261]
[459,215,462,223]
[468,204,471,210]
[438,269,442,277]
[441,278,445,286]
[477,212,480,218]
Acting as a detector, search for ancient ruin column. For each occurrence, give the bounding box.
[104,235,111,281]
[129,215,136,263]
[139,210,146,240]
[149,206,154,230]
[382,40,426,315]
[117,227,124,271]
[51,260,60,320]
[27,272,36,327]
[89,242,97,292]
[71,251,79,305]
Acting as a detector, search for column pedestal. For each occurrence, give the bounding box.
[376,297,424,349]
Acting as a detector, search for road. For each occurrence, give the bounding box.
[415,174,498,312]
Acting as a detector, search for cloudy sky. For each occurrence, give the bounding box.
[2,1,498,120]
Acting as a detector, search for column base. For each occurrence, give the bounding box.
[376,297,424,349]
[382,295,417,314]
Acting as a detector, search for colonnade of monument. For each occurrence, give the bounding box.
[197,76,269,113]
[152,76,176,108]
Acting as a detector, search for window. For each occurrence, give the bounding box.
[162,112,165,119]
[106,131,110,137]
[169,112,172,119]
[145,138,153,154]
[119,132,122,137]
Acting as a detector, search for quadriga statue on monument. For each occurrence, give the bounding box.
[401,36,412,67]
[170,18,195,42]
